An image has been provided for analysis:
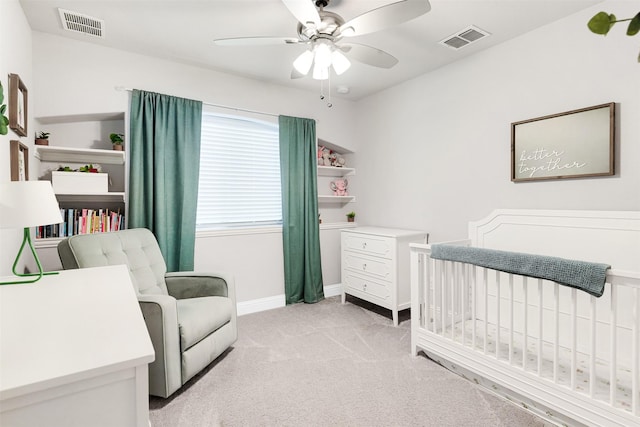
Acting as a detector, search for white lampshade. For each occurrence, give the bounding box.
[331,50,351,75]
[293,50,314,75]
[312,62,329,80]
[0,181,63,229]
[313,41,332,69]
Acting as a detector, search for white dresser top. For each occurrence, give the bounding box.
[0,265,154,400]
[342,226,428,239]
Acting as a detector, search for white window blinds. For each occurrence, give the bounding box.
[196,112,282,229]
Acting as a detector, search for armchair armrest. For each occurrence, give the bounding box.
[137,294,181,398]
[165,271,235,301]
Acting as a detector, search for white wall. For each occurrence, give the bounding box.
[31,32,358,303]
[0,0,33,276]
[354,1,640,243]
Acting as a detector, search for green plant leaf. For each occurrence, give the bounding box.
[628,12,640,36]
[0,122,7,135]
[588,12,615,35]
[0,104,5,114]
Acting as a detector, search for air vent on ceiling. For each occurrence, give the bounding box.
[58,8,105,38]
[439,25,490,50]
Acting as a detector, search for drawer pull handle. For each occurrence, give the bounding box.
[362,242,367,249]
[362,263,367,270]
[363,283,367,291]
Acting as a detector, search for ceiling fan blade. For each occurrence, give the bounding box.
[282,0,321,27]
[214,36,301,46]
[339,0,431,37]
[340,43,398,69]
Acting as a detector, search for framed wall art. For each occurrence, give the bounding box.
[511,102,615,182]
[10,140,29,181]
[8,73,28,137]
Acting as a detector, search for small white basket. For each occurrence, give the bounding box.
[51,171,108,194]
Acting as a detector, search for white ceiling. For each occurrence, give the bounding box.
[20,0,600,100]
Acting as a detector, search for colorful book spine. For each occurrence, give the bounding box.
[34,208,126,239]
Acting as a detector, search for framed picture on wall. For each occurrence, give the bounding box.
[8,73,28,137]
[511,102,615,182]
[10,140,29,181]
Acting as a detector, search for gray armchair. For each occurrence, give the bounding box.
[57,228,237,398]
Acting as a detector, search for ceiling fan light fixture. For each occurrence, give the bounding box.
[312,62,329,80]
[313,40,333,68]
[331,50,351,75]
[293,50,314,75]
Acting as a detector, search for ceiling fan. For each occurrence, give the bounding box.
[214,0,431,81]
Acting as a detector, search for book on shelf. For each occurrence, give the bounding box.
[35,208,125,239]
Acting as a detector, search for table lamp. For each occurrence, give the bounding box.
[0,181,63,285]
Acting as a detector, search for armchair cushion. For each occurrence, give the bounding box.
[177,296,233,350]
[58,229,168,295]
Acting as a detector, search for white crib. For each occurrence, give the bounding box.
[410,209,640,427]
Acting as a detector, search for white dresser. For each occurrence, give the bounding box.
[341,227,428,326]
[0,265,155,427]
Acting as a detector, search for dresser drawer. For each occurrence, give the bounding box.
[342,233,393,258]
[343,251,393,281]
[343,271,391,305]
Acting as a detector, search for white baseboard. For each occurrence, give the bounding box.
[323,283,342,297]
[237,283,342,316]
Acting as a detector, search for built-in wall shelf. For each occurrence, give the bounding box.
[36,112,125,124]
[36,146,125,165]
[318,195,355,204]
[317,166,355,177]
[55,192,126,203]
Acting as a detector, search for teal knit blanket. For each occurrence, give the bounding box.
[430,244,610,297]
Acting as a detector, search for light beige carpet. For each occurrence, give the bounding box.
[149,296,547,427]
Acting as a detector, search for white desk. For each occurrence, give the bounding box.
[0,265,155,427]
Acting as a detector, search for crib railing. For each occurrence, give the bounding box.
[410,242,640,424]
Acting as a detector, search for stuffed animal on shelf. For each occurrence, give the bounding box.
[322,150,332,166]
[330,179,349,196]
[317,145,325,165]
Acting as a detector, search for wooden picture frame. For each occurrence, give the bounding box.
[8,73,28,137]
[511,102,615,182]
[10,140,29,181]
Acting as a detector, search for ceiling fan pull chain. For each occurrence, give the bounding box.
[326,71,333,108]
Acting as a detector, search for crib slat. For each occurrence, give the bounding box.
[571,288,577,390]
[553,283,559,384]
[610,284,617,406]
[509,274,514,365]
[472,265,477,350]
[420,255,431,330]
[441,261,446,337]
[633,287,639,415]
[483,268,488,355]
[451,262,456,341]
[461,263,467,347]
[537,279,543,376]
[590,295,596,398]
[523,277,528,371]
[432,258,438,333]
[495,271,501,360]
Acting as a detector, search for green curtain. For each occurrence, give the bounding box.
[129,90,203,272]
[279,115,324,304]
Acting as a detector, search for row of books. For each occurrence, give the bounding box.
[35,208,126,239]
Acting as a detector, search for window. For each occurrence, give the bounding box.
[196,110,281,229]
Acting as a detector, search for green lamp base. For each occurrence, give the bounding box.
[0,227,59,285]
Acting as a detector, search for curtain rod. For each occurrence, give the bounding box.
[115,86,280,118]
